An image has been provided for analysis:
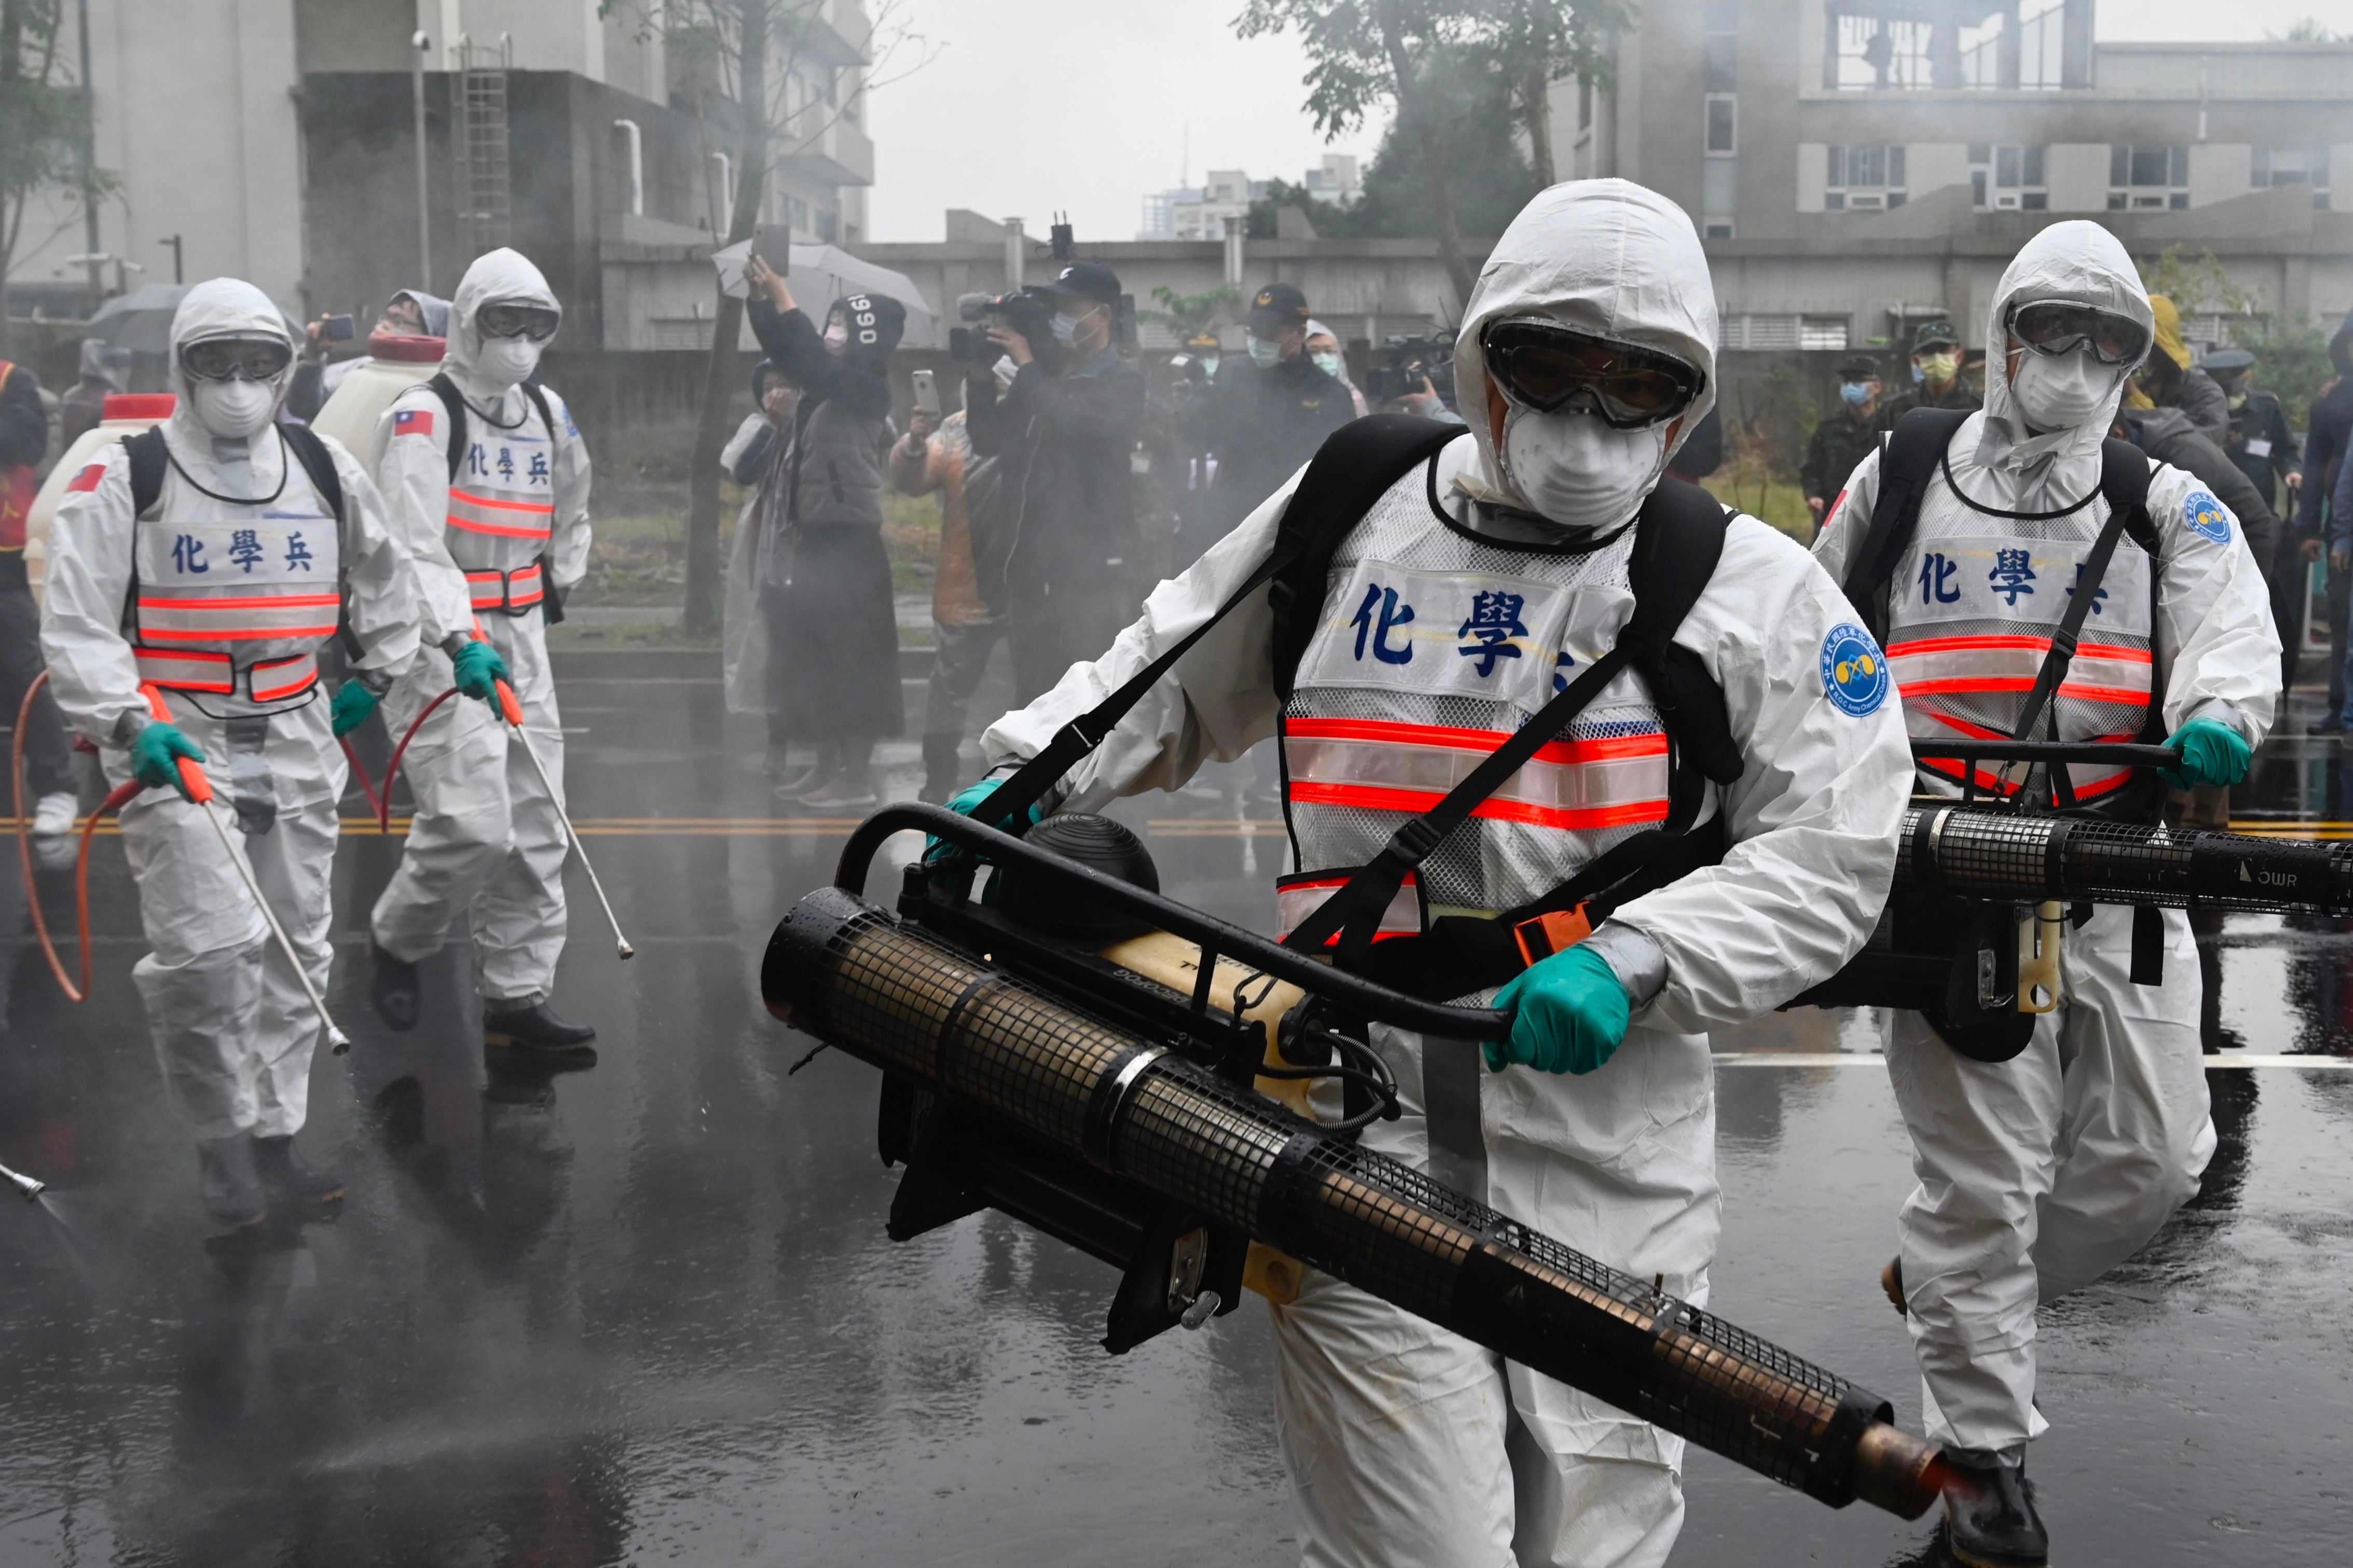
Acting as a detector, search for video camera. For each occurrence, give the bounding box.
[950,287,1058,364]
[1365,331,1457,409]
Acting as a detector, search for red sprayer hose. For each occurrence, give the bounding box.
[13,671,143,1003]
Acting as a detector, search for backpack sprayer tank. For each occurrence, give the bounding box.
[764,803,1946,1521]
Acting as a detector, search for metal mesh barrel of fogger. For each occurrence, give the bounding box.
[1900,808,2353,911]
[764,886,1943,1518]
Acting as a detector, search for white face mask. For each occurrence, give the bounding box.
[189,377,279,439]
[823,321,850,354]
[2007,346,2120,434]
[474,335,543,388]
[1497,407,1668,533]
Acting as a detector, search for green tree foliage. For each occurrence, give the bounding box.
[0,0,112,341]
[1247,50,1538,249]
[1143,284,1243,341]
[2232,321,2336,430]
[2137,244,2261,316]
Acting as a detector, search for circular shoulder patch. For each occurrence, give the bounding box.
[1820,622,1889,717]
[2183,490,2232,545]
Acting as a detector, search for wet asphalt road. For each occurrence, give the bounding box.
[3,660,2350,1567]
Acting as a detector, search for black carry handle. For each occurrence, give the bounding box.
[836,802,1515,1042]
[1910,741,2182,769]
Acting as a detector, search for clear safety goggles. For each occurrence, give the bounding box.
[1479,318,1704,430]
[2005,301,2152,367]
[478,302,561,343]
[180,337,293,383]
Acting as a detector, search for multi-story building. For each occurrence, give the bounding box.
[14,1,875,352]
[1558,0,2353,352]
[1137,157,1361,241]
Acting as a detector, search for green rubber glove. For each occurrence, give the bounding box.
[128,722,207,801]
[329,679,381,738]
[2159,716,2251,790]
[450,639,510,705]
[1482,944,1631,1076]
[926,775,1046,860]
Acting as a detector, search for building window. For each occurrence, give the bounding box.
[1704,222,1735,239]
[1703,1,1739,91]
[1578,78,1593,131]
[1723,314,1849,350]
[2254,145,2331,209]
[1827,0,2077,90]
[1799,316,1852,351]
[2109,145,2189,211]
[1827,144,1906,210]
[1703,158,1738,233]
[1969,144,2046,210]
[1704,94,1737,155]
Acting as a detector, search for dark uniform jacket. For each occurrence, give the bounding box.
[965,343,1147,607]
[1877,379,1983,425]
[2121,406,2279,574]
[2217,384,2300,512]
[1192,353,1355,531]
[1800,405,1884,504]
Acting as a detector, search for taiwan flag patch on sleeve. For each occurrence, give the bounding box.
[394,408,436,438]
[66,464,105,493]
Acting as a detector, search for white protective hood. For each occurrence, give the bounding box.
[162,277,296,486]
[444,247,561,399]
[1450,179,1718,517]
[1971,220,2153,499]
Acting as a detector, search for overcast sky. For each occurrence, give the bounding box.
[862,1,2348,245]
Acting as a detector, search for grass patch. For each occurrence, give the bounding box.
[884,490,940,596]
[571,484,943,604]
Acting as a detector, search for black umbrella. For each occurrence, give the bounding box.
[87,284,305,357]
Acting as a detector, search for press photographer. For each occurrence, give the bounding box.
[964,259,1147,703]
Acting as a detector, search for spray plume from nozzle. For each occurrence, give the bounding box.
[1,1160,46,1201]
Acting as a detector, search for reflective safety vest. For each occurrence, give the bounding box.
[126,439,343,714]
[415,374,566,616]
[1850,412,2161,807]
[1273,486,1681,945]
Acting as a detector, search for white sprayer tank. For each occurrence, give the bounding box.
[23,393,176,606]
[309,331,445,459]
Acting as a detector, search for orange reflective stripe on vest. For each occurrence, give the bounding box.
[448,487,554,540]
[1283,715,1672,835]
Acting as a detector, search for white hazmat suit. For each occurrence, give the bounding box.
[982,182,1914,1567]
[1810,221,2280,1454]
[367,250,592,1010]
[40,279,421,1140]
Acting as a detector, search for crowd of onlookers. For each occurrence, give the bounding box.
[723,262,1454,808]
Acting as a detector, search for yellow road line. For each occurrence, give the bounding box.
[1713,1051,2352,1069]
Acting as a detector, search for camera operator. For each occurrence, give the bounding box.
[964,260,1147,704]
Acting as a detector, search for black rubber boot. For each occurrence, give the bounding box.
[484,1000,598,1058]
[197,1136,266,1229]
[251,1134,345,1205]
[369,939,421,1032]
[1939,1447,2048,1568]
[920,734,965,805]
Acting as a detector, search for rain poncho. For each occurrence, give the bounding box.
[982,181,1912,1566]
[1812,220,2279,1455]
[41,278,421,1138]
[366,249,591,1007]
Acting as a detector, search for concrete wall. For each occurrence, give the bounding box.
[77,0,309,310]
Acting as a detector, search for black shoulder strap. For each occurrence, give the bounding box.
[976,415,1462,836]
[1283,479,1732,966]
[1268,414,1468,699]
[1838,406,1972,645]
[278,423,345,522]
[125,427,169,521]
[521,377,560,448]
[2097,434,2156,553]
[426,372,468,482]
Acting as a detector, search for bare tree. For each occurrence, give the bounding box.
[1469,0,1626,188]
[603,0,931,636]
[0,0,110,351]
[1235,0,1483,307]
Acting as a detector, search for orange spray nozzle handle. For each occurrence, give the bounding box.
[137,684,214,804]
[465,626,527,728]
